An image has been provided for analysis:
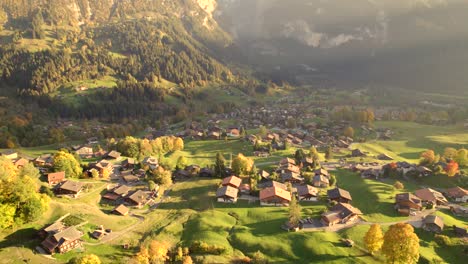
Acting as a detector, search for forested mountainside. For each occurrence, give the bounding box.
[0,0,235,95]
[216,0,468,94]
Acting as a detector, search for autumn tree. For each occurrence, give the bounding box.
[455,148,467,167]
[73,254,101,264]
[151,167,172,187]
[148,240,169,263]
[382,223,420,264]
[89,168,99,179]
[176,156,188,170]
[134,247,150,264]
[101,167,111,179]
[214,152,226,178]
[364,224,384,255]
[288,195,301,228]
[182,256,193,264]
[53,151,83,178]
[393,181,404,190]
[443,147,458,161]
[445,161,459,177]
[173,137,184,151]
[420,150,436,166]
[232,153,254,176]
[343,126,355,138]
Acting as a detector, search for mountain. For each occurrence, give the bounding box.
[0,0,235,94]
[215,0,468,94]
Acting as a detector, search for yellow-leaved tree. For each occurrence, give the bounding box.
[148,240,169,263]
[364,224,384,255]
[382,223,419,264]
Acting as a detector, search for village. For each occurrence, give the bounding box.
[0,112,467,264]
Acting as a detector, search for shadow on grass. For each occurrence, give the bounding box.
[0,228,39,249]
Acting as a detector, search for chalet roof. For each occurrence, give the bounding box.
[315,168,329,177]
[43,222,66,234]
[222,176,242,188]
[313,174,329,184]
[396,193,422,205]
[13,158,29,167]
[259,187,291,202]
[123,175,139,182]
[58,180,84,193]
[143,156,158,165]
[280,172,303,182]
[123,158,136,165]
[216,186,239,199]
[330,203,363,216]
[415,188,447,203]
[297,185,318,197]
[52,227,82,242]
[127,190,147,204]
[48,171,65,183]
[424,215,444,229]
[95,160,113,170]
[113,185,131,196]
[260,170,270,179]
[321,211,341,223]
[107,150,121,159]
[327,188,352,201]
[445,187,468,198]
[280,158,296,166]
[113,204,129,216]
[263,180,287,190]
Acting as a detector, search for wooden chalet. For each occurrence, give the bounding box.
[259,170,271,181]
[122,158,136,169]
[113,204,130,216]
[222,176,242,189]
[41,227,83,254]
[92,160,113,176]
[48,171,65,185]
[34,154,54,167]
[327,188,352,203]
[216,186,239,203]
[297,185,318,201]
[55,180,84,196]
[321,203,363,226]
[13,157,29,168]
[1,150,18,160]
[395,193,422,215]
[422,215,444,233]
[280,158,296,167]
[444,187,468,203]
[142,156,159,170]
[262,180,288,190]
[414,188,448,206]
[125,190,148,207]
[315,168,330,179]
[75,146,93,158]
[280,171,303,184]
[313,175,329,188]
[106,150,121,159]
[103,185,131,201]
[259,186,291,206]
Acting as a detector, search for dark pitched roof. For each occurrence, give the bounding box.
[127,190,147,204]
[113,204,129,215]
[396,193,422,205]
[216,186,238,199]
[58,180,84,193]
[113,185,131,196]
[263,180,287,190]
[52,226,82,242]
[297,185,318,197]
[424,215,444,229]
[330,202,363,215]
[327,188,352,201]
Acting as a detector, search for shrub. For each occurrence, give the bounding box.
[434,234,451,246]
[393,181,404,190]
[190,241,226,255]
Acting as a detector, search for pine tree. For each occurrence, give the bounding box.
[288,195,301,228]
[214,152,226,178]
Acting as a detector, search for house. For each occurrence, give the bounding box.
[327,188,352,203]
[13,158,29,168]
[55,180,84,196]
[41,227,83,254]
[278,164,300,174]
[377,153,393,160]
[122,158,136,169]
[262,180,288,190]
[301,157,314,168]
[416,166,433,177]
[444,187,468,203]
[48,171,65,185]
[113,204,130,216]
[39,221,66,238]
[34,154,54,167]
[280,172,303,184]
[142,156,159,170]
[313,175,329,188]
[453,226,467,237]
[207,131,220,140]
[92,160,113,176]
[297,185,318,201]
[259,170,271,181]
[315,168,330,179]
[75,146,93,158]
[123,175,140,183]
[280,158,296,167]
[216,186,239,203]
[126,190,148,207]
[414,188,448,206]
[106,150,121,160]
[395,193,422,215]
[1,150,18,160]
[222,176,242,189]
[259,187,291,206]
[199,168,214,177]
[422,215,444,233]
[227,128,240,137]
[321,203,363,226]
[450,205,468,217]
[239,184,251,195]
[103,185,131,201]
[351,149,366,157]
